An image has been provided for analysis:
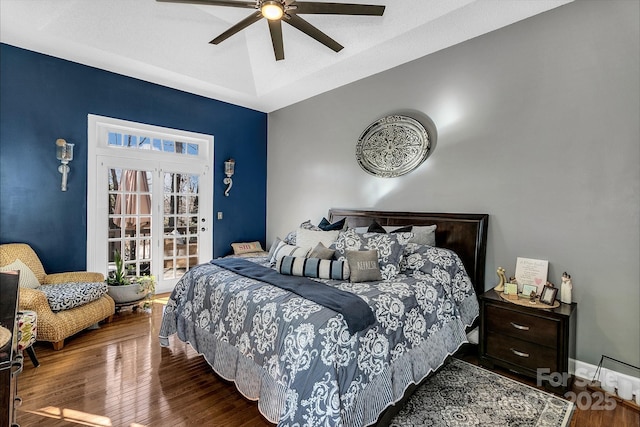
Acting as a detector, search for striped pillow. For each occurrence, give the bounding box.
[276,256,350,280]
[269,240,310,266]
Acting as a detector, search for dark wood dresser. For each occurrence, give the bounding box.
[479,289,577,392]
[1,271,21,427]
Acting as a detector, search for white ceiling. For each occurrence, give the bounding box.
[1,0,572,113]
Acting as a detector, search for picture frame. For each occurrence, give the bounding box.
[521,284,538,297]
[539,286,558,305]
[504,283,518,295]
[503,282,519,300]
[514,257,548,295]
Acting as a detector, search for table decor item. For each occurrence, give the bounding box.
[106,250,155,308]
[560,272,573,304]
[497,290,560,309]
[494,266,506,292]
[515,257,548,295]
[539,284,558,305]
[521,284,538,297]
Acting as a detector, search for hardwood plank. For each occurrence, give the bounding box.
[16,299,273,427]
[15,296,637,427]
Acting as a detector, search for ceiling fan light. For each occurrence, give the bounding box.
[261,1,284,20]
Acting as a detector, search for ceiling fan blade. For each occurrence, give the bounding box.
[210,10,263,44]
[156,0,256,8]
[268,19,285,61]
[285,14,343,52]
[293,2,385,16]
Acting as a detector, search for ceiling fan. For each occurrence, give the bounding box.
[157,0,385,61]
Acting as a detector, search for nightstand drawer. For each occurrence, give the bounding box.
[486,304,558,347]
[486,334,558,372]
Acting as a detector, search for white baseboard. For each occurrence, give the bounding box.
[571,358,640,399]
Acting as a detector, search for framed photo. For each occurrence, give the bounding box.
[504,283,518,295]
[539,286,558,305]
[515,257,549,295]
[521,284,538,297]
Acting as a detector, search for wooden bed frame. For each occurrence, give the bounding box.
[328,208,489,296]
[327,209,489,426]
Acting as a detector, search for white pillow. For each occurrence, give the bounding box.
[0,259,41,289]
[295,228,340,251]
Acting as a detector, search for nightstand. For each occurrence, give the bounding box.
[479,289,577,392]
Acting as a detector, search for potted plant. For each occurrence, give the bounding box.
[106,250,155,308]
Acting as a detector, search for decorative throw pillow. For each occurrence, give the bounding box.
[300,220,322,231]
[231,241,264,255]
[365,222,435,246]
[39,281,108,312]
[332,228,412,280]
[409,225,437,246]
[345,250,382,282]
[367,220,413,234]
[283,220,321,245]
[318,217,346,231]
[295,228,340,251]
[367,221,387,233]
[276,256,349,280]
[269,240,310,265]
[308,242,336,260]
[268,237,282,260]
[283,230,297,245]
[0,259,40,289]
[384,225,414,233]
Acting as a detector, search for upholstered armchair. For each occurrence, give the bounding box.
[0,243,115,350]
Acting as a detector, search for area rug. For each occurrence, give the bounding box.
[390,358,574,427]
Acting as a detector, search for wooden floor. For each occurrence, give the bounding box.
[14,296,640,427]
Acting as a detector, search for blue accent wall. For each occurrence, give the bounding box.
[0,43,267,273]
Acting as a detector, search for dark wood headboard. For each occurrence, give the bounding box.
[328,209,489,295]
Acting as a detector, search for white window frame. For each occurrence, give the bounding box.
[87,114,214,293]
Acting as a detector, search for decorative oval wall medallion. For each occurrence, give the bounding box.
[356,115,431,178]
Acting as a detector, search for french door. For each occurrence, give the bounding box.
[87,115,213,293]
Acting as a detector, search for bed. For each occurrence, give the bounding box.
[159,209,488,427]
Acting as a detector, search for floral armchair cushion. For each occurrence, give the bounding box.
[39,281,108,312]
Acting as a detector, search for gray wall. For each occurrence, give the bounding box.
[266,0,639,367]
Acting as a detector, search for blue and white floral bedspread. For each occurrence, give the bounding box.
[159,247,479,427]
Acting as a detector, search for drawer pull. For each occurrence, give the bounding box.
[11,355,23,376]
[510,348,530,358]
[510,322,530,331]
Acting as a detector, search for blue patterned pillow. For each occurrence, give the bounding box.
[40,281,108,312]
[276,256,350,280]
[331,228,412,280]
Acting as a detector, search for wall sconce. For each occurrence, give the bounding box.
[56,138,74,191]
[224,158,235,196]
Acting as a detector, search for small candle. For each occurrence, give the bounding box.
[600,371,616,394]
[617,378,633,401]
